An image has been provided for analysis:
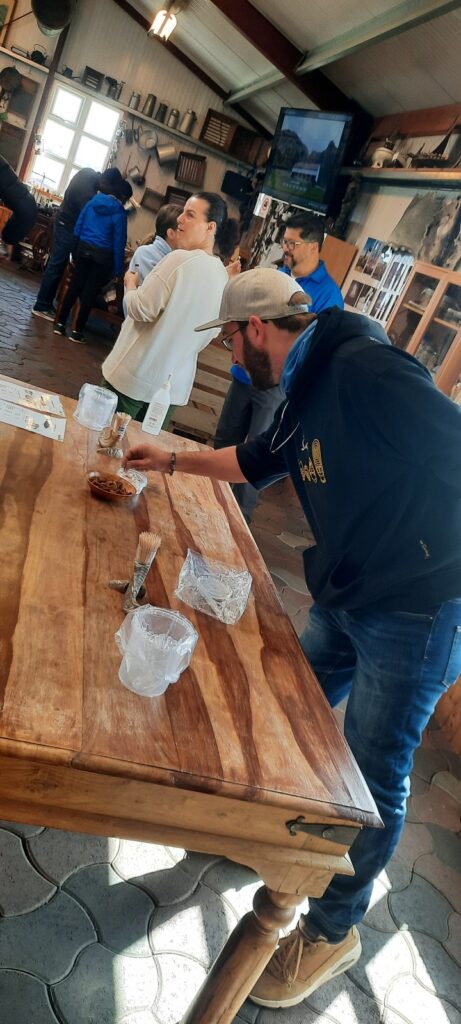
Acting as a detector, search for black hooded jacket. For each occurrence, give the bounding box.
[237,308,461,612]
[0,156,37,244]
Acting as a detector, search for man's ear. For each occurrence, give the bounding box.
[246,315,266,348]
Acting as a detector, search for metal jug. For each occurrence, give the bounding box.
[142,94,157,118]
[167,108,180,129]
[128,92,141,110]
[156,143,177,164]
[156,102,168,123]
[179,109,197,134]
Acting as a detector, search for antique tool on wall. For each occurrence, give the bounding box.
[130,156,151,186]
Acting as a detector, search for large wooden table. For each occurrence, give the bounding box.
[0,381,380,1022]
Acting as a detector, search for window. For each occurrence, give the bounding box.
[30,86,120,194]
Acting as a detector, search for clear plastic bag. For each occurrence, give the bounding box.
[115,605,198,697]
[175,549,252,625]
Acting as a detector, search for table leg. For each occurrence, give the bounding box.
[181,884,300,1024]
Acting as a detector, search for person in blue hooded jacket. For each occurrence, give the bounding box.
[123,267,461,1011]
[54,176,130,343]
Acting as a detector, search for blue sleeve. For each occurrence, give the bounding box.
[112,210,127,277]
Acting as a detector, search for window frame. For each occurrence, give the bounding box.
[31,83,121,195]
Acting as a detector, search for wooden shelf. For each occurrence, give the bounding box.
[55,74,253,171]
[0,45,49,74]
[341,166,461,188]
[403,301,425,314]
[433,316,460,330]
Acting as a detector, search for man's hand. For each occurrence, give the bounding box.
[124,269,139,290]
[123,444,170,472]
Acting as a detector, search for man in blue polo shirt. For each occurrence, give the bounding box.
[214,210,343,522]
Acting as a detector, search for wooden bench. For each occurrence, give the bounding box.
[169,339,232,444]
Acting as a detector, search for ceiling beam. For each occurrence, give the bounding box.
[297,0,461,73]
[207,0,357,112]
[226,0,461,104]
[111,0,270,136]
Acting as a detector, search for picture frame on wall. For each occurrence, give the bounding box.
[0,1,16,46]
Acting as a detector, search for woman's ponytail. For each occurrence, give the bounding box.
[194,191,240,260]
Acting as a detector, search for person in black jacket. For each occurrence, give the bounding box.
[0,155,37,253]
[32,165,123,320]
[123,267,461,1010]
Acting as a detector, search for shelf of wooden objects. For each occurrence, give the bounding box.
[55,73,254,171]
[341,166,461,187]
[0,45,49,74]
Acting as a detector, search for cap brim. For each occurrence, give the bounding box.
[194,317,229,332]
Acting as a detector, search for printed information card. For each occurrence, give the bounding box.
[0,399,66,442]
[0,381,65,417]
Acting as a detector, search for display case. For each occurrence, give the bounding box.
[386,261,461,396]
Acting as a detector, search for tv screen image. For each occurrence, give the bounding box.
[263,108,353,214]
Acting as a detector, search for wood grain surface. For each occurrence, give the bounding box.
[0,378,380,829]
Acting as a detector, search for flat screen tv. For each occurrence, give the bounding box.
[262,108,353,214]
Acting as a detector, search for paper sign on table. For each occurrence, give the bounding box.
[0,399,66,442]
[0,381,65,417]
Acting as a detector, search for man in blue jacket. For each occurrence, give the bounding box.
[214,210,343,523]
[54,176,130,343]
[124,268,461,1010]
[32,166,123,321]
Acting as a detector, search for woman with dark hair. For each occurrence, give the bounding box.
[102,191,238,421]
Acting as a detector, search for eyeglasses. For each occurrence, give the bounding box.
[220,324,243,351]
[282,238,304,251]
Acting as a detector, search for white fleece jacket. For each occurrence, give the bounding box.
[102,249,228,405]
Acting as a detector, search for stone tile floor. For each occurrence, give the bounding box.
[1,262,461,1022]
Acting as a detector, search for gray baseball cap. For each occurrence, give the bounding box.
[195,267,311,331]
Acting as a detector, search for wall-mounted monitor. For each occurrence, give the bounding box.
[262,107,353,215]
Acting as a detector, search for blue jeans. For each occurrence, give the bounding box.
[214,378,284,522]
[301,599,461,942]
[35,220,74,310]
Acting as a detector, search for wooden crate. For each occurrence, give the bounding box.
[175,152,206,188]
[199,109,239,153]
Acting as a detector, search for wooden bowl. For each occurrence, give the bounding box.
[87,471,137,503]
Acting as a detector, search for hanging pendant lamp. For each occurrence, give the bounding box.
[148,1,191,42]
[31,0,77,36]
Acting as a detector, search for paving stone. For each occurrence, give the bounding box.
[406,788,461,832]
[363,879,397,933]
[149,885,231,967]
[392,822,434,867]
[258,1006,340,1023]
[0,820,45,838]
[389,875,452,941]
[119,1014,155,1024]
[410,775,430,796]
[153,953,206,1024]
[232,1000,260,1022]
[277,531,309,549]
[386,975,461,1024]
[202,860,261,921]
[0,969,60,1024]
[432,771,461,805]
[414,840,461,913]
[405,929,461,1007]
[0,828,56,915]
[379,858,413,893]
[64,863,155,956]
[53,944,158,1024]
[113,841,184,881]
[0,890,96,982]
[444,912,461,966]
[27,829,119,884]
[128,850,222,907]
[270,567,309,595]
[306,971,383,1023]
[348,923,413,1002]
[413,748,449,783]
[445,751,461,782]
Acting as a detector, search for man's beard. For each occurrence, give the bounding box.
[243,331,276,390]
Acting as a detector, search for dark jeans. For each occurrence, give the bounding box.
[60,256,112,332]
[301,599,461,942]
[214,378,284,522]
[35,220,74,310]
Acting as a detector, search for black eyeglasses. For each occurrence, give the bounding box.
[220,325,243,351]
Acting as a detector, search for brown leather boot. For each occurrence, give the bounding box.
[250,923,361,1008]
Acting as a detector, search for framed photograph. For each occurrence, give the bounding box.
[344,279,377,314]
[0,2,16,46]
